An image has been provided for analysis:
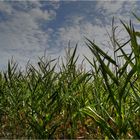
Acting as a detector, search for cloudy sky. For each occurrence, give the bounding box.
[0,0,140,70]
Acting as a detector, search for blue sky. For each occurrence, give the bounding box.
[0,0,140,70]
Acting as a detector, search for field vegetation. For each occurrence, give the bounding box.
[1,14,140,139]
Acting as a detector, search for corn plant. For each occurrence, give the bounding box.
[82,14,140,139]
[1,13,140,139]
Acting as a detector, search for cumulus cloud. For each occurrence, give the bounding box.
[55,21,109,50]
[52,5,133,69]
[0,1,58,69]
[0,2,13,14]
[29,8,56,21]
[47,1,60,10]
[54,1,139,52]
[53,21,110,69]
[96,1,138,23]
[0,1,139,71]
[96,1,124,14]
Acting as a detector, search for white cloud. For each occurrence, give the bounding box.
[29,8,56,21]
[0,2,13,14]
[96,1,123,14]
[47,1,60,10]
[0,1,58,69]
[96,1,138,22]
[53,11,132,70]
[0,10,49,50]
[53,21,110,69]
[56,21,109,48]
[0,1,138,71]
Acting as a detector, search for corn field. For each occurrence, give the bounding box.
[1,14,140,139]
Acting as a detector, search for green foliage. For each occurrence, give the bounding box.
[1,14,140,139]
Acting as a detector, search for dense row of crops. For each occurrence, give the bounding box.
[1,14,140,139]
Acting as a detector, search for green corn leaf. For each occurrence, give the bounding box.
[121,20,140,60]
[129,120,140,138]
[69,44,78,64]
[86,42,119,85]
[130,82,140,107]
[119,65,137,100]
[115,39,134,68]
[100,62,119,113]
[134,31,140,38]
[82,106,105,122]
[82,106,117,139]
[86,37,117,66]
[115,39,130,52]
[132,12,140,22]
[95,50,119,85]
[117,52,133,77]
